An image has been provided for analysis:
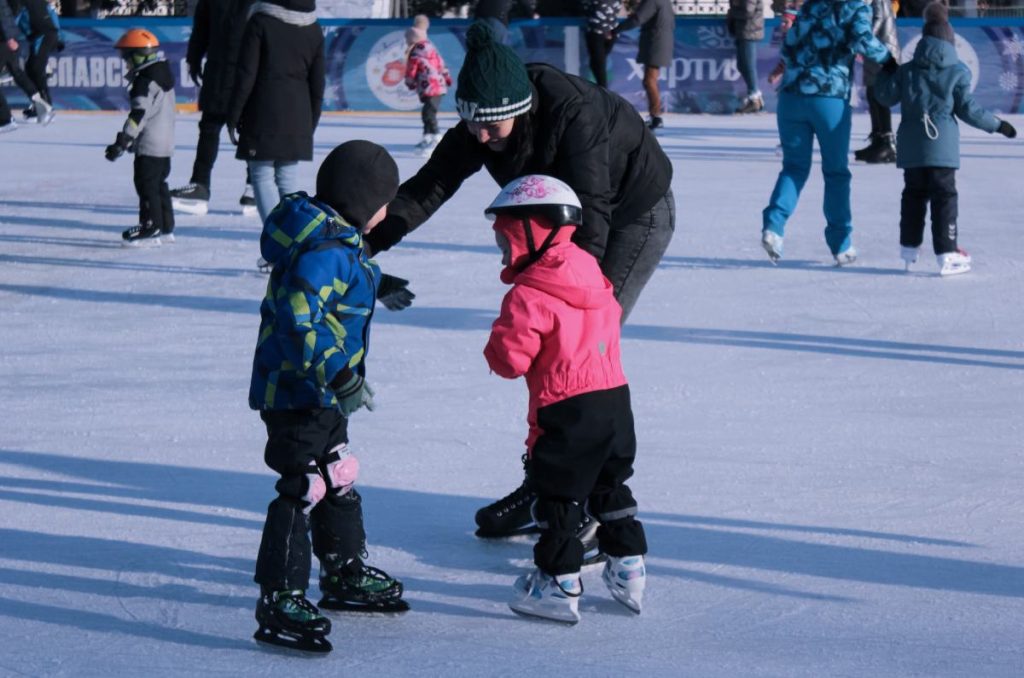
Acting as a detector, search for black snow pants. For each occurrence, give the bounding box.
[900,167,959,255]
[0,41,39,122]
[134,155,174,234]
[529,385,648,576]
[255,408,366,592]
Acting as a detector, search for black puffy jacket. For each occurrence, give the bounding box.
[188,0,249,116]
[366,63,673,261]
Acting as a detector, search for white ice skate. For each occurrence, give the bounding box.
[416,134,440,158]
[900,246,919,271]
[761,230,783,263]
[509,569,581,624]
[602,555,645,614]
[31,95,54,126]
[240,184,259,218]
[834,246,858,267]
[937,250,971,276]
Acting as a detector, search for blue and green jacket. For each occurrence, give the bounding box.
[779,0,891,99]
[874,36,1000,169]
[249,192,380,411]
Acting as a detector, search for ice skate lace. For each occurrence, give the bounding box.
[276,591,322,621]
[488,482,535,516]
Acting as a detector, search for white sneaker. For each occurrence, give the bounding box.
[937,250,971,276]
[761,230,783,263]
[602,555,645,614]
[509,569,581,624]
[900,245,919,271]
[834,246,858,267]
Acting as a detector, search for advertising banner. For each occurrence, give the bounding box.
[3,18,1022,115]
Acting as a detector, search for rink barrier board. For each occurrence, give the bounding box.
[4,17,1022,115]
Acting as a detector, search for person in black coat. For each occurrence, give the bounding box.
[0,0,52,130]
[170,0,256,215]
[364,22,675,541]
[227,0,325,223]
[473,0,538,44]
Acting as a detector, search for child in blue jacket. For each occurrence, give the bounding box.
[248,141,415,653]
[875,2,1016,276]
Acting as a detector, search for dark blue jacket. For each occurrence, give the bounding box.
[249,193,380,410]
[875,36,1000,169]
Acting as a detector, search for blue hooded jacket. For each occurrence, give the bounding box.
[874,36,1000,169]
[249,192,380,411]
[779,0,891,99]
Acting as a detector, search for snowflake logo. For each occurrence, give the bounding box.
[999,70,1019,92]
[1002,34,1024,63]
[698,25,732,50]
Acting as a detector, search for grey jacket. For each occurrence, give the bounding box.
[728,0,765,42]
[617,0,675,68]
[122,59,176,158]
[875,36,1000,169]
[862,0,900,85]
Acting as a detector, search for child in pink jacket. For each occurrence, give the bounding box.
[483,175,648,625]
[404,18,451,153]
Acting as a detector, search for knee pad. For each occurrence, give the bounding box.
[324,443,359,497]
[301,463,327,515]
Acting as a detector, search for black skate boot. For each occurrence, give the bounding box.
[318,556,409,613]
[647,116,664,131]
[240,183,258,217]
[121,221,162,246]
[861,133,896,164]
[577,512,607,568]
[253,589,332,654]
[170,182,210,215]
[474,456,538,538]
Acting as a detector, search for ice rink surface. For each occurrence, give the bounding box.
[1,111,1022,677]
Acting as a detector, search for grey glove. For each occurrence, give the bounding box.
[332,372,375,417]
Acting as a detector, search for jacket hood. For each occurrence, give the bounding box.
[512,241,615,310]
[912,36,959,69]
[259,192,361,266]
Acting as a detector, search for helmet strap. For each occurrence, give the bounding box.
[519,216,562,269]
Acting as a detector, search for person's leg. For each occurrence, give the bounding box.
[762,93,814,238]
[900,168,929,249]
[0,89,12,124]
[157,157,174,234]
[867,85,893,137]
[735,36,759,96]
[25,33,58,103]
[192,111,226,189]
[600,189,675,324]
[643,65,662,120]
[586,31,609,88]
[0,43,38,99]
[248,160,278,223]
[273,161,300,202]
[809,97,854,256]
[928,168,959,255]
[134,155,165,230]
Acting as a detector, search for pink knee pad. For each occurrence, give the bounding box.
[325,443,359,496]
[302,472,327,514]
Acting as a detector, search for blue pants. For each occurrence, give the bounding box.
[248,160,300,223]
[735,36,759,95]
[763,93,853,256]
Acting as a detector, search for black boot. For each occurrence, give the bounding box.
[318,555,408,613]
[254,589,332,653]
[474,455,537,537]
[857,133,896,164]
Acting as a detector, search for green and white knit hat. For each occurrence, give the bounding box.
[455,22,532,123]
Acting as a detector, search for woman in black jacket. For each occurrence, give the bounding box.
[364,22,675,540]
[227,0,324,223]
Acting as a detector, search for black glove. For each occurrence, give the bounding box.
[882,55,899,74]
[998,120,1017,139]
[104,132,132,162]
[188,61,202,86]
[376,274,415,311]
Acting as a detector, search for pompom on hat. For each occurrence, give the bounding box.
[922,2,955,45]
[455,21,532,123]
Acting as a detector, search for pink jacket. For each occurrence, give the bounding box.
[404,40,452,99]
[484,231,627,451]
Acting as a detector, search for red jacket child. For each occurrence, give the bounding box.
[404,29,452,100]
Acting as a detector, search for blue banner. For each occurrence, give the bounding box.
[3,18,1022,115]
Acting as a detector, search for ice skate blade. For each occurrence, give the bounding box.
[318,596,410,614]
[474,524,540,539]
[241,204,259,218]
[939,264,971,277]
[171,198,209,216]
[121,237,162,248]
[508,605,580,625]
[253,626,332,654]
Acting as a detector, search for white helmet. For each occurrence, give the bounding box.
[485,175,583,227]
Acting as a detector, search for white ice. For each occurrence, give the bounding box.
[0,111,1022,677]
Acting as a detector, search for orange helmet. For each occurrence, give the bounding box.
[115,28,159,50]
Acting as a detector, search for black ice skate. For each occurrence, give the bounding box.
[121,221,162,246]
[854,133,896,164]
[253,589,332,654]
[578,513,608,568]
[318,557,409,613]
[475,481,538,538]
[240,184,258,217]
[170,183,210,215]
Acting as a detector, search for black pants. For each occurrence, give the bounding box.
[866,85,893,137]
[585,31,615,88]
[529,385,648,576]
[420,95,441,135]
[134,155,174,234]
[255,409,366,591]
[26,32,58,103]
[0,42,39,122]
[900,167,959,254]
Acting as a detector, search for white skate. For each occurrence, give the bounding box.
[509,569,581,624]
[834,246,858,267]
[900,245,919,271]
[937,250,971,276]
[761,230,783,263]
[602,555,645,614]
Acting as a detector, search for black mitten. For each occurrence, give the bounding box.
[376,274,415,311]
[104,132,132,161]
[998,120,1017,139]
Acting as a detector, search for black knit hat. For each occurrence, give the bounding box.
[455,21,532,122]
[922,2,955,45]
[315,141,399,229]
